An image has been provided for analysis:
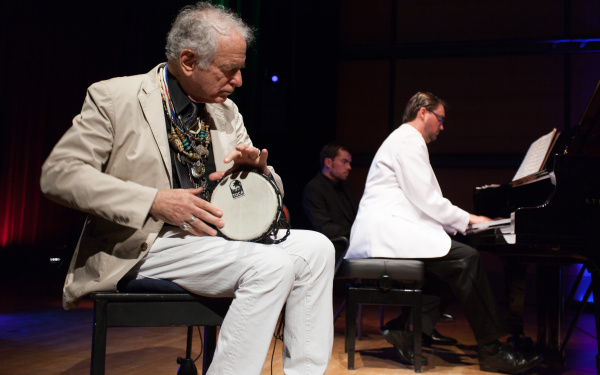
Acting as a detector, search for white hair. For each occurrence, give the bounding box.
[165,2,254,69]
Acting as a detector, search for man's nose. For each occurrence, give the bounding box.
[231,71,243,87]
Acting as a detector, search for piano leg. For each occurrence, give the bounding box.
[536,264,565,370]
[536,266,546,347]
[505,260,527,335]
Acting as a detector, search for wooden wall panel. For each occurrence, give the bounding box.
[571,0,600,36]
[570,54,600,126]
[394,55,565,155]
[395,1,565,42]
[336,60,391,153]
[339,0,392,46]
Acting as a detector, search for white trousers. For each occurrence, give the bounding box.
[135,227,335,375]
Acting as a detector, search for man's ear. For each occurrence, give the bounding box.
[179,49,196,76]
[324,157,333,170]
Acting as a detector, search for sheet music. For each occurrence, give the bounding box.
[512,129,558,181]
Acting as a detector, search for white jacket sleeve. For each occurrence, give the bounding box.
[394,130,469,233]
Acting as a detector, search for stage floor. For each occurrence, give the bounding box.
[0,281,597,374]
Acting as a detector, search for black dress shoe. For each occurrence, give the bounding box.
[507,334,534,352]
[479,344,543,374]
[381,326,428,366]
[422,329,458,346]
[439,313,455,323]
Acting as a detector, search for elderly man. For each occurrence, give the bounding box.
[346,92,543,373]
[40,3,334,374]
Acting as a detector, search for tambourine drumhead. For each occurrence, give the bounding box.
[210,171,280,241]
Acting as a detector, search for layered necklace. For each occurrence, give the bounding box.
[158,66,211,193]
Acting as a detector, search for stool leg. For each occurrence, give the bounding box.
[91,299,107,375]
[357,305,363,340]
[334,299,346,322]
[202,326,218,375]
[186,326,194,358]
[346,288,358,370]
[412,290,422,373]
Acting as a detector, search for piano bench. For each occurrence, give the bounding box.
[344,258,425,373]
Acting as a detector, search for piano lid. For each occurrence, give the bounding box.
[565,78,600,156]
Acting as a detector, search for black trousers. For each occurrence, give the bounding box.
[417,240,508,346]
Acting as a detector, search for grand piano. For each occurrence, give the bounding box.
[469,78,600,372]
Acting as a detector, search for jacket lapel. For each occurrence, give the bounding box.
[139,65,173,187]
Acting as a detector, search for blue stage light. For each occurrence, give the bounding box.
[573,264,594,303]
[271,75,279,83]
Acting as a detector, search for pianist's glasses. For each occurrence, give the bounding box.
[427,109,445,124]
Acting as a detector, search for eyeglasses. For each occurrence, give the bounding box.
[427,109,445,124]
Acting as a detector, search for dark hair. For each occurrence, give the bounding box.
[319,141,352,170]
[402,92,447,123]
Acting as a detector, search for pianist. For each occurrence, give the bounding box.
[345,91,543,373]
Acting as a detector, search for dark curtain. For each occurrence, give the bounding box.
[0,1,254,249]
[0,0,339,260]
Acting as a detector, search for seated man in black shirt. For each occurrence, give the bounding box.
[302,141,357,240]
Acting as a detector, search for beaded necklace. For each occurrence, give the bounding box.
[158,66,212,189]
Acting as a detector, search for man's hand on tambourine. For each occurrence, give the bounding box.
[150,187,225,236]
[209,144,269,181]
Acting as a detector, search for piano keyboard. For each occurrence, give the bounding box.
[466,214,515,244]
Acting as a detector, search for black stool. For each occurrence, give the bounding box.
[90,278,231,375]
[345,258,425,373]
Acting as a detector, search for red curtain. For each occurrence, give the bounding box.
[0,101,44,247]
[0,0,193,249]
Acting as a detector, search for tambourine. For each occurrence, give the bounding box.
[210,171,290,244]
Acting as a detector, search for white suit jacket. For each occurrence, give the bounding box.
[41,64,283,309]
[345,124,469,259]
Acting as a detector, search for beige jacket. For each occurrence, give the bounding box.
[40,64,282,309]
